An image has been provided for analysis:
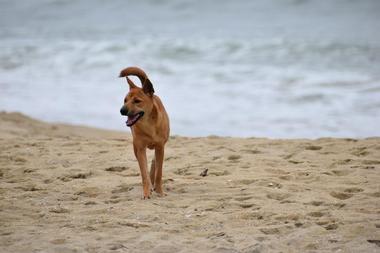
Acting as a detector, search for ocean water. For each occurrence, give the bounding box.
[0,0,379,138]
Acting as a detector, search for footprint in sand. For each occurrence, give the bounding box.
[367,240,380,247]
[266,192,291,201]
[18,184,42,192]
[366,192,380,198]
[105,166,128,172]
[50,238,66,245]
[84,201,97,206]
[174,167,192,176]
[257,180,283,189]
[336,159,353,165]
[360,165,375,170]
[278,175,293,181]
[362,159,380,165]
[260,226,290,235]
[324,159,353,173]
[331,170,352,176]
[23,168,35,173]
[228,154,241,162]
[43,178,54,184]
[316,219,339,230]
[266,168,289,175]
[209,170,230,176]
[234,196,257,208]
[307,211,327,218]
[212,155,221,161]
[108,243,128,251]
[10,156,27,164]
[305,145,323,151]
[234,196,253,201]
[330,191,353,200]
[117,221,150,228]
[295,171,314,180]
[170,186,187,194]
[233,179,257,185]
[323,169,353,177]
[164,155,179,161]
[58,171,92,182]
[344,187,363,193]
[49,206,70,214]
[241,149,262,154]
[239,211,267,221]
[111,184,134,194]
[351,147,370,157]
[239,202,257,209]
[76,187,101,198]
[288,160,304,164]
[307,200,324,206]
[274,213,303,224]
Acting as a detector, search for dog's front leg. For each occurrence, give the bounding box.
[133,144,153,199]
[154,145,165,196]
[149,158,156,188]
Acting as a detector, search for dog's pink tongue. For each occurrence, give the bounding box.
[126,117,133,126]
[126,114,138,126]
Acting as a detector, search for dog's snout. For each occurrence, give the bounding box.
[120,106,128,116]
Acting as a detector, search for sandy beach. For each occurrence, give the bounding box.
[0,112,379,252]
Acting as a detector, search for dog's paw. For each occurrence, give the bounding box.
[142,194,151,200]
[154,192,166,198]
[154,187,166,197]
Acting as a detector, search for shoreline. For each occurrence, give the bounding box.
[2,111,378,141]
[0,112,379,252]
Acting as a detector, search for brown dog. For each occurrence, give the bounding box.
[119,67,170,199]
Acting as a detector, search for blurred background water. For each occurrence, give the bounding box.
[0,0,379,138]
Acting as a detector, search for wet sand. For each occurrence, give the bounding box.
[0,112,379,252]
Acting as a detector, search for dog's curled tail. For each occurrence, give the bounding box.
[119,66,148,84]
[119,66,154,95]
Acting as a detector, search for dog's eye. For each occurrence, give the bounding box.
[124,98,127,103]
[134,99,142,104]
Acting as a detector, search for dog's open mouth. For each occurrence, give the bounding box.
[126,111,144,127]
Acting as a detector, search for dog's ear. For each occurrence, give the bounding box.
[126,77,137,89]
[142,79,155,96]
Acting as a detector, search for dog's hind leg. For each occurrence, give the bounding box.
[154,145,165,196]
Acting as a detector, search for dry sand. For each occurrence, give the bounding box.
[0,112,379,252]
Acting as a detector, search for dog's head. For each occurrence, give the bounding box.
[119,67,155,127]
